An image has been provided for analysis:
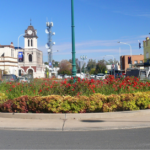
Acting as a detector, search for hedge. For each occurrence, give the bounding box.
[0,91,150,113]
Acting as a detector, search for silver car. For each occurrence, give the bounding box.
[90,74,96,79]
[96,73,106,80]
[19,77,30,83]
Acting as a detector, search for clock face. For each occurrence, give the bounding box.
[28,30,32,35]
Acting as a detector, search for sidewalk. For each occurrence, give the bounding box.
[0,110,150,131]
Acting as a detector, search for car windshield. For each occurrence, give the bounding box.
[97,74,104,76]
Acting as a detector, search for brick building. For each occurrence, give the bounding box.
[120,55,144,73]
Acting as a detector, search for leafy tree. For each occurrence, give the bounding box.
[69,58,82,73]
[58,60,72,75]
[95,60,107,74]
[87,59,96,72]
[90,68,96,74]
[44,62,48,65]
[105,59,118,65]
[53,61,59,67]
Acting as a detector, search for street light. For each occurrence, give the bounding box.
[80,55,87,76]
[104,55,115,78]
[71,0,77,83]
[18,34,24,50]
[118,41,132,68]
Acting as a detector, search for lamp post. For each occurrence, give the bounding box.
[18,34,25,75]
[71,0,77,83]
[118,41,132,68]
[105,55,115,78]
[18,34,24,50]
[80,55,87,78]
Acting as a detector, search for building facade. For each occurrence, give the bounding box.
[0,42,18,76]
[120,55,144,73]
[143,37,150,62]
[16,25,45,78]
[0,25,45,78]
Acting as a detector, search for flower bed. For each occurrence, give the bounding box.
[0,75,150,100]
[0,92,150,113]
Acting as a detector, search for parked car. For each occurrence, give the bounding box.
[76,73,85,79]
[21,74,33,82]
[18,77,30,83]
[57,75,63,79]
[1,74,19,82]
[96,73,106,80]
[64,74,71,79]
[90,74,96,79]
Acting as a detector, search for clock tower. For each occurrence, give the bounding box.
[24,25,38,49]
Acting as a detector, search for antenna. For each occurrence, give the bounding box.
[45,21,55,68]
[30,19,32,25]
[45,29,49,34]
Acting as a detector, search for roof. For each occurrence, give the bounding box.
[0,42,14,48]
[24,25,38,38]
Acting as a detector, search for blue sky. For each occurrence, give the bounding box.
[0,0,149,63]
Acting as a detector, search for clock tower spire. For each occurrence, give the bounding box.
[24,25,38,49]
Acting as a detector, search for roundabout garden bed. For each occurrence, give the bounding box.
[0,75,150,113]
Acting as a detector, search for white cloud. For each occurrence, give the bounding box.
[113,10,150,18]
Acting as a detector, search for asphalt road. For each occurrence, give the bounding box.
[0,128,150,149]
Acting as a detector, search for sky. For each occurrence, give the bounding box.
[0,0,150,63]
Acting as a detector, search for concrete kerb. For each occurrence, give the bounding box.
[0,109,150,120]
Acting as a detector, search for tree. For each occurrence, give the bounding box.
[44,62,48,65]
[53,61,59,67]
[58,60,72,75]
[87,59,96,72]
[90,68,96,74]
[69,58,81,73]
[105,59,118,65]
[95,61,107,74]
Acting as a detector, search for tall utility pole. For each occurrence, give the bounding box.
[71,0,77,82]
[45,22,55,68]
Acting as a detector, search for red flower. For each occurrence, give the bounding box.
[12,85,15,88]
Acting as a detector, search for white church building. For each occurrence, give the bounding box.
[0,24,45,78]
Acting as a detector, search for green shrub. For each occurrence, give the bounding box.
[0,93,8,104]
[0,91,150,113]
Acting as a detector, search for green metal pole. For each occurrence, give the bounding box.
[71,0,77,82]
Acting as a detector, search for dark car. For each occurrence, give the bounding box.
[1,74,19,82]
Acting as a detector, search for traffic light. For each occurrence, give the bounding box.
[139,42,141,49]
[128,57,131,64]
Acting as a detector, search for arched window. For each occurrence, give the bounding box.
[31,39,33,47]
[28,39,30,47]
[29,54,32,62]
